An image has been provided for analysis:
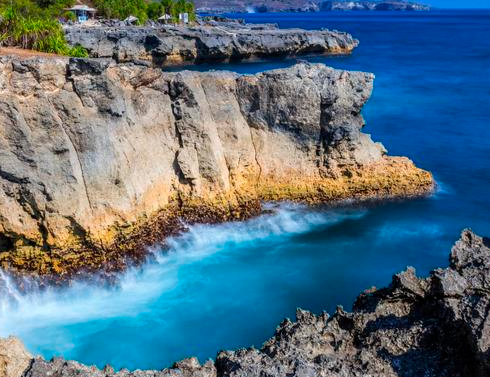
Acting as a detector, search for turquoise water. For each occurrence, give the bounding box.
[1,10,490,371]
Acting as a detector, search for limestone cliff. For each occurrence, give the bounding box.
[64,24,358,66]
[0,57,432,277]
[3,230,490,376]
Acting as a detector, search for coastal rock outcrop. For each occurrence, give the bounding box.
[0,337,32,377]
[7,229,490,376]
[0,56,432,277]
[64,24,358,66]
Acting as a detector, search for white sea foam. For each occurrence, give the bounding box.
[432,176,452,197]
[0,204,366,348]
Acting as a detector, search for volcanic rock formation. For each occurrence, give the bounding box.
[3,229,490,376]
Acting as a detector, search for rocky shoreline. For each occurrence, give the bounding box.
[320,0,430,11]
[64,22,358,66]
[2,229,489,376]
[0,56,433,281]
[194,0,430,13]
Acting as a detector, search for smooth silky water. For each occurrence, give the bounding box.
[1,10,489,371]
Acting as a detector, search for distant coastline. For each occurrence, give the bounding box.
[195,0,430,14]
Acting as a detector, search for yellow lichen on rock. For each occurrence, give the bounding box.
[257,156,433,202]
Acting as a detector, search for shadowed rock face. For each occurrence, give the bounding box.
[0,57,432,277]
[4,229,489,376]
[64,24,358,66]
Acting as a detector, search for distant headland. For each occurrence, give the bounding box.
[196,0,430,14]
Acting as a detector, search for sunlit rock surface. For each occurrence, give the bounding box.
[0,337,31,377]
[0,57,432,277]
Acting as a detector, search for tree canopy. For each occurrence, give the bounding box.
[92,0,196,23]
[0,0,88,56]
[0,0,196,56]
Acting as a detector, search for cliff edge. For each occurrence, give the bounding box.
[64,23,358,66]
[0,57,432,278]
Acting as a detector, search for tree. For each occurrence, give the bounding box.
[146,1,162,20]
[94,0,149,23]
[161,0,173,15]
[148,0,195,24]
[184,0,194,21]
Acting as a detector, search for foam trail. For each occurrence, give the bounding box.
[0,204,366,359]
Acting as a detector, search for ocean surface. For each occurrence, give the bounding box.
[1,10,490,371]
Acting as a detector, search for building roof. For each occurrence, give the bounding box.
[65,5,96,12]
[124,15,139,23]
[158,14,172,20]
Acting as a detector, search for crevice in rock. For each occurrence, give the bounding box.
[0,233,14,252]
[0,167,30,185]
[48,99,93,213]
[248,127,263,185]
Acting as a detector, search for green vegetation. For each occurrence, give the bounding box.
[93,0,196,24]
[0,0,74,19]
[0,0,195,55]
[68,43,89,57]
[93,0,150,24]
[0,0,88,56]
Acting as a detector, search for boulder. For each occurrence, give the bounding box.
[0,337,32,377]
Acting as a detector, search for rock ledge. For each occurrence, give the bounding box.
[64,23,358,66]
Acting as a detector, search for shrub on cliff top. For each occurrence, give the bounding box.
[93,0,149,23]
[92,0,196,24]
[0,6,88,56]
[0,0,75,19]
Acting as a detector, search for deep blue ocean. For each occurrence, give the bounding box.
[1,10,489,371]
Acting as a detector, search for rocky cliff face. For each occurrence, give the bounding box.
[64,24,358,66]
[0,56,432,277]
[4,229,490,377]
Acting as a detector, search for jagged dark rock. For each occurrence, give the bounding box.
[64,23,358,66]
[2,229,489,376]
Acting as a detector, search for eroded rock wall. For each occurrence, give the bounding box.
[0,56,432,269]
[64,25,358,65]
